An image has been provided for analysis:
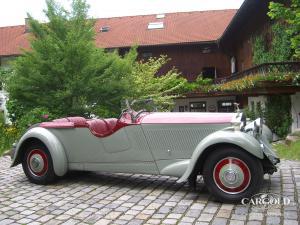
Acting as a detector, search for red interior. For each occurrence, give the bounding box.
[40,116,134,138]
[87,118,119,137]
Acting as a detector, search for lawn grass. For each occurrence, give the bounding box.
[273,140,300,161]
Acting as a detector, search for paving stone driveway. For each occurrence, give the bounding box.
[0,156,299,225]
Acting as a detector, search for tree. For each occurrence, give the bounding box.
[268,1,300,58]
[8,0,135,118]
[130,55,211,110]
[7,0,203,121]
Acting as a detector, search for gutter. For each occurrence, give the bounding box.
[104,40,219,50]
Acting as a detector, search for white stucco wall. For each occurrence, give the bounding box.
[174,96,236,112]
[291,92,300,132]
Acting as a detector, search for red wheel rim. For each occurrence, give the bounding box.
[27,149,48,176]
[213,157,251,194]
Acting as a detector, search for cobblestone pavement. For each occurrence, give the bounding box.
[0,156,299,225]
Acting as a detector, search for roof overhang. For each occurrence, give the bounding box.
[219,0,271,44]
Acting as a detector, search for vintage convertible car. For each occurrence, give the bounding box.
[10,101,279,202]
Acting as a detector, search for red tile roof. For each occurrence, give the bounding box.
[0,9,237,56]
[0,25,30,56]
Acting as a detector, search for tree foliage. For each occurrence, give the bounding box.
[130,56,211,110]
[268,1,300,58]
[8,0,137,118]
[7,0,200,120]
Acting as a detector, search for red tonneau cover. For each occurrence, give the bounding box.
[140,112,235,124]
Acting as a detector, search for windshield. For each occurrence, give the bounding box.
[121,99,157,112]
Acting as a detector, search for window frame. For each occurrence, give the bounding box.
[217,100,235,112]
[189,101,207,112]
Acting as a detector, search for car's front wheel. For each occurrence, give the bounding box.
[22,144,56,184]
[203,147,263,203]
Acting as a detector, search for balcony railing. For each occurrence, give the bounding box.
[214,61,300,84]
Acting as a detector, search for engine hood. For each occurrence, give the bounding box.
[140,112,238,124]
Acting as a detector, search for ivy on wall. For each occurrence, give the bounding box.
[264,95,293,138]
[243,95,292,138]
[252,23,293,65]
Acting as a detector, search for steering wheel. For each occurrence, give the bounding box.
[118,108,135,122]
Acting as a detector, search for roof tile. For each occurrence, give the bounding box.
[0,9,236,56]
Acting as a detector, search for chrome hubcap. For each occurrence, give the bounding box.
[29,154,44,173]
[224,169,237,183]
[219,163,244,188]
[213,157,251,194]
[27,149,48,176]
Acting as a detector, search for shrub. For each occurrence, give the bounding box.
[16,107,55,134]
[243,96,292,138]
[264,95,293,138]
[243,107,256,120]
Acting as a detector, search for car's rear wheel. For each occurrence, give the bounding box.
[203,147,263,203]
[22,144,56,184]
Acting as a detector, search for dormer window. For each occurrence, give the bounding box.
[156,14,165,19]
[100,26,110,32]
[148,22,164,30]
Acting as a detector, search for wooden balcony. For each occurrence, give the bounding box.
[214,61,300,84]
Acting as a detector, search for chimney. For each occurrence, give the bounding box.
[25,18,30,33]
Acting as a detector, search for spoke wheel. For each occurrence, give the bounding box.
[203,147,263,203]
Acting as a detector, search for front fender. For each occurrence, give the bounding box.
[11,127,68,177]
[177,130,264,183]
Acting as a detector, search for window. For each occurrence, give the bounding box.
[0,56,16,68]
[179,106,185,112]
[202,67,216,79]
[201,47,211,54]
[148,22,164,30]
[100,26,110,32]
[142,52,152,59]
[106,48,116,53]
[218,100,234,112]
[190,102,206,112]
[156,14,165,19]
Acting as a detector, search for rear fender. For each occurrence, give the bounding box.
[11,127,68,177]
[177,130,264,183]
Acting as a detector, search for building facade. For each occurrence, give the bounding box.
[0,0,299,131]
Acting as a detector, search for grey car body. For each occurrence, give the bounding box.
[11,110,279,202]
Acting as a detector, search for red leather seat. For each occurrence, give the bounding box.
[53,117,88,127]
[87,118,118,137]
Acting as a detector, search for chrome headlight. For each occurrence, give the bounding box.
[254,118,263,136]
